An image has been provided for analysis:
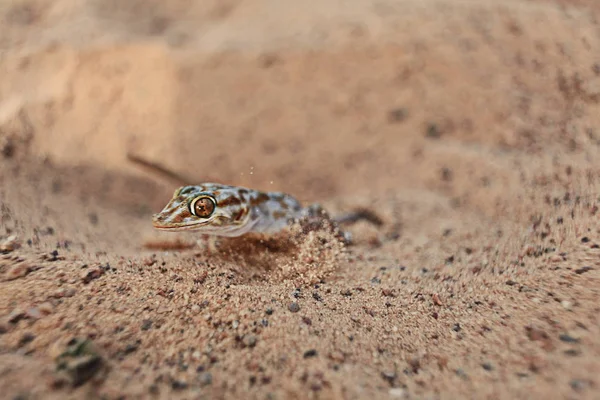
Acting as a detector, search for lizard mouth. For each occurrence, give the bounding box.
[152,223,199,231]
[151,214,232,231]
[151,214,208,231]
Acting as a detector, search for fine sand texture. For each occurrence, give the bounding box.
[1,0,600,399]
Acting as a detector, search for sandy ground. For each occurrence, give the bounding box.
[1,0,600,398]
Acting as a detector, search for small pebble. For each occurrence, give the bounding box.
[303,349,318,358]
[288,302,300,313]
[389,388,407,398]
[141,320,153,331]
[4,263,32,281]
[242,334,257,348]
[8,308,26,323]
[18,332,35,346]
[559,334,580,343]
[38,302,54,315]
[381,370,397,385]
[0,235,20,252]
[455,368,468,380]
[171,380,188,390]
[482,362,494,371]
[0,320,10,334]
[25,307,42,320]
[574,266,592,275]
[124,341,140,354]
[82,268,105,284]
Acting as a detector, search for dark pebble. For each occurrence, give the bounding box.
[506,280,518,286]
[574,266,592,275]
[580,237,590,243]
[564,349,581,357]
[455,369,468,379]
[288,302,300,313]
[303,349,318,358]
[312,292,323,301]
[124,340,141,354]
[18,332,35,346]
[340,289,352,297]
[48,250,59,261]
[482,362,494,371]
[1,140,14,158]
[141,319,153,331]
[452,323,461,332]
[371,277,381,284]
[171,380,188,390]
[62,354,104,387]
[426,123,442,139]
[265,308,274,315]
[380,370,397,385]
[82,268,105,284]
[559,334,580,343]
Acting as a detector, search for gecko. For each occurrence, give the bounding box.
[127,153,383,241]
[152,183,342,238]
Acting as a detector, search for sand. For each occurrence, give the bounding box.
[1,0,600,398]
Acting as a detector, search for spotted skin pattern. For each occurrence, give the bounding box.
[152,183,309,237]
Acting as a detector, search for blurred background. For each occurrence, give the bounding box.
[1,0,599,215]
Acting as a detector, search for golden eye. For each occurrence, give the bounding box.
[190,196,216,218]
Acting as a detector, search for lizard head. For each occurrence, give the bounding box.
[152,184,253,236]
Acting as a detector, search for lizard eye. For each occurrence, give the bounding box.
[190,196,216,218]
